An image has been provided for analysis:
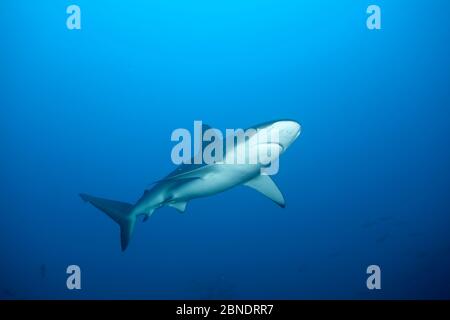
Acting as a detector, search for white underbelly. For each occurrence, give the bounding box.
[171,164,260,201]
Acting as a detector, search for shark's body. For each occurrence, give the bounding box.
[80,120,301,250]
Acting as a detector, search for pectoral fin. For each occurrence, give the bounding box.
[167,201,188,213]
[244,175,285,208]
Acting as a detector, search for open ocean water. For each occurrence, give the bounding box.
[1,0,450,299]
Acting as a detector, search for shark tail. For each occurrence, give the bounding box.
[79,193,135,251]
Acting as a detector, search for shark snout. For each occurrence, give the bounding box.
[271,120,301,150]
[284,120,301,138]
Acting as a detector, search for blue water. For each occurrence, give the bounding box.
[1,0,450,299]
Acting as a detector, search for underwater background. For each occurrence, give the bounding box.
[1,0,450,299]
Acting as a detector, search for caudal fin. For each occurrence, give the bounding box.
[79,193,135,251]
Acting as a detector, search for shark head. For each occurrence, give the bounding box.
[272,120,301,151]
[254,119,301,153]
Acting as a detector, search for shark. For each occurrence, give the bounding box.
[80,120,301,251]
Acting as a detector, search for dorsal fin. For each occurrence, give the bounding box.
[197,123,213,158]
[202,123,212,132]
[147,123,218,186]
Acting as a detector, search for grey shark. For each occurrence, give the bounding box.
[80,120,301,251]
